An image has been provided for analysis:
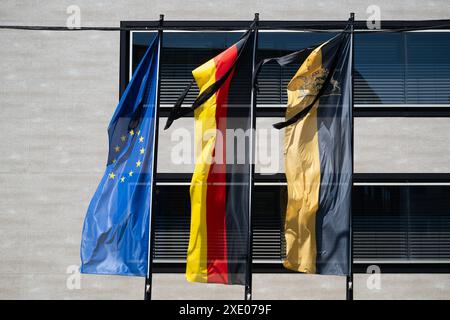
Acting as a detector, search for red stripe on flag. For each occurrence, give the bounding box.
[206,45,238,284]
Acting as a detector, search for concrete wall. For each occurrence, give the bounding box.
[1,0,450,299]
[160,117,450,173]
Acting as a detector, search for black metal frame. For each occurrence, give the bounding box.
[151,262,450,274]
[120,19,450,31]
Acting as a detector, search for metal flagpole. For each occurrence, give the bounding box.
[144,14,164,301]
[346,12,355,301]
[245,13,259,301]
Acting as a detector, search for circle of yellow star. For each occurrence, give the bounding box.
[120,135,126,142]
[114,145,120,153]
[139,136,144,143]
[112,158,117,164]
[140,147,145,155]
[136,160,142,167]
[128,171,134,177]
[137,130,141,136]
[108,172,116,179]
[120,177,125,183]
[129,129,134,136]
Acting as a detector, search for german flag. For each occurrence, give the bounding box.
[165,31,254,285]
[256,30,352,275]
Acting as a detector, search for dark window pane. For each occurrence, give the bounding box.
[160,32,243,106]
[132,31,450,107]
[132,32,157,73]
[353,185,450,261]
[153,184,450,263]
[153,185,286,262]
[132,31,243,106]
[407,187,450,259]
[354,33,405,104]
[153,186,190,261]
[257,32,337,106]
[406,32,450,104]
[353,186,409,260]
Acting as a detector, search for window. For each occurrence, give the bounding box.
[153,185,285,263]
[153,184,450,263]
[122,22,450,269]
[354,185,450,261]
[132,31,243,106]
[131,30,450,107]
[355,32,450,105]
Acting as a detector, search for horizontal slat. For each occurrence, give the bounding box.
[152,182,450,263]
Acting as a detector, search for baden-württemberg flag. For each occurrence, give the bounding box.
[80,34,159,276]
[282,32,352,275]
[258,30,352,275]
[165,31,254,285]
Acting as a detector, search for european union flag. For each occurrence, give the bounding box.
[80,34,159,276]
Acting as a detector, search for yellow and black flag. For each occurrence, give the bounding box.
[255,30,352,275]
[165,30,254,284]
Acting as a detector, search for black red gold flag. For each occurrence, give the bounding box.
[165,31,254,284]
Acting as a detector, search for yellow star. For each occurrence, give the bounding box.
[139,136,144,143]
[140,147,145,155]
[120,135,126,142]
[108,172,116,179]
[128,170,133,177]
[137,130,141,136]
[136,160,142,167]
[129,129,134,136]
[114,145,120,153]
[112,158,117,164]
[120,177,125,183]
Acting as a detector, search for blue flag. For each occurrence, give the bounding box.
[80,35,159,276]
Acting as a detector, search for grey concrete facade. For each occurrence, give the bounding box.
[1,1,450,299]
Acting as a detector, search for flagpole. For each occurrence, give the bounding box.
[244,13,259,301]
[346,12,355,301]
[144,14,164,301]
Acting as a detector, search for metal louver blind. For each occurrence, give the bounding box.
[406,33,450,104]
[154,185,450,263]
[159,47,204,106]
[409,215,450,259]
[406,65,450,104]
[251,186,285,262]
[353,216,408,260]
[354,32,406,104]
[134,31,450,107]
[160,64,199,105]
[353,185,450,262]
[256,64,297,106]
[353,214,450,261]
[153,185,285,262]
[154,215,189,261]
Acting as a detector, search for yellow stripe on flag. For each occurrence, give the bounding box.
[283,45,326,273]
[186,58,218,282]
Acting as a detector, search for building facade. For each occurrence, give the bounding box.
[1,0,450,299]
